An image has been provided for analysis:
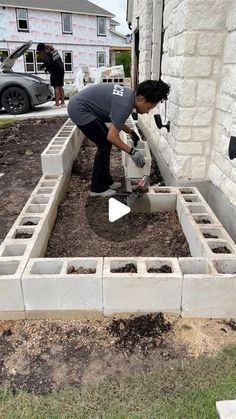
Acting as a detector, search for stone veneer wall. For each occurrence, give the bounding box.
[208,0,236,207]
[131,0,236,208]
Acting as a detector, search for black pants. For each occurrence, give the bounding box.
[78,119,113,192]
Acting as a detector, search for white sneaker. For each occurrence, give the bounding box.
[52,104,61,109]
[109,182,122,189]
[60,103,67,107]
[89,188,116,197]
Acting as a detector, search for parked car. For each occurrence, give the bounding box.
[0,41,52,115]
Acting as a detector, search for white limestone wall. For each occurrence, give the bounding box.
[131,0,236,203]
[208,1,236,207]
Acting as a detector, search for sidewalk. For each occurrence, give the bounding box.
[0,100,69,120]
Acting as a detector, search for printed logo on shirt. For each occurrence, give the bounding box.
[113,85,124,97]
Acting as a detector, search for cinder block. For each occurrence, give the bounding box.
[180,257,236,318]
[216,400,236,419]
[103,257,182,316]
[0,259,25,311]
[41,126,84,175]
[128,189,177,213]
[22,258,103,313]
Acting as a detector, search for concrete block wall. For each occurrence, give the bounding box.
[103,257,183,316]
[208,0,236,207]
[181,257,236,318]
[22,258,103,317]
[41,120,84,175]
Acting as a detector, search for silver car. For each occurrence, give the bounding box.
[0,41,52,115]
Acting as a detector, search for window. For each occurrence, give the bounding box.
[16,8,29,31]
[97,16,106,36]
[62,13,72,34]
[0,49,9,64]
[36,55,44,73]
[97,51,106,67]
[63,51,73,72]
[24,50,35,73]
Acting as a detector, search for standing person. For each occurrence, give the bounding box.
[36,43,65,108]
[68,80,170,197]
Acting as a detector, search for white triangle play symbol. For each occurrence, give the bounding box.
[109,198,131,223]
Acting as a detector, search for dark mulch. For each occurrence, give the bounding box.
[0,117,67,242]
[46,138,190,258]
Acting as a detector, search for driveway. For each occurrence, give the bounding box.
[0,100,69,120]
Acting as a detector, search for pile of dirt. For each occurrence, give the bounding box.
[108,313,171,354]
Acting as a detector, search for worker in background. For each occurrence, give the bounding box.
[68,80,170,197]
[36,43,65,108]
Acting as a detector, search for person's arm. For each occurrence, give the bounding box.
[107,124,132,153]
[122,124,132,135]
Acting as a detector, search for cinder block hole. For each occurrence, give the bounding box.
[179,259,212,275]
[188,205,208,214]
[200,227,222,239]
[2,244,27,257]
[213,260,236,274]
[145,260,173,273]
[52,140,65,145]
[40,182,56,187]
[67,260,97,274]
[46,150,61,155]
[208,241,232,254]
[25,205,46,213]
[36,188,53,194]
[153,188,170,194]
[58,134,68,137]
[49,148,62,152]
[183,195,201,202]
[30,260,63,275]
[19,217,40,226]
[31,196,50,205]
[110,260,137,273]
[179,188,194,194]
[0,261,19,275]
[44,176,59,180]
[14,228,34,239]
[193,215,213,224]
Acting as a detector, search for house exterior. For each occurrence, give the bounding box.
[0,0,129,81]
[127,0,236,239]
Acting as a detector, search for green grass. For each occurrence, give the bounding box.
[0,117,16,127]
[0,346,236,418]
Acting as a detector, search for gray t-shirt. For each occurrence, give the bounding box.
[67,83,135,130]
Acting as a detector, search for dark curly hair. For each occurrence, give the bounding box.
[136,79,170,103]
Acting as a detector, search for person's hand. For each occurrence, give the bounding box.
[130,149,145,168]
[130,130,139,147]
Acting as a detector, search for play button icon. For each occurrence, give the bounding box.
[109,198,131,222]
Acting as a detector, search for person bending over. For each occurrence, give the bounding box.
[67,79,170,197]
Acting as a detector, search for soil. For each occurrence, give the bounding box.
[111,263,137,273]
[212,246,231,254]
[203,233,219,239]
[196,219,211,224]
[67,266,96,275]
[15,232,33,239]
[0,315,236,394]
[46,138,190,258]
[147,265,172,273]
[0,117,67,243]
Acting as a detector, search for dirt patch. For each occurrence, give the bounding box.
[212,246,231,254]
[46,138,190,258]
[0,315,236,394]
[0,117,67,243]
[147,265,172,273]
[203,233,219,239]
[111,263,137,273]
[67,266,96,274]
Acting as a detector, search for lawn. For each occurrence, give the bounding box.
[0,345,235,419]
[0,118,16,127]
